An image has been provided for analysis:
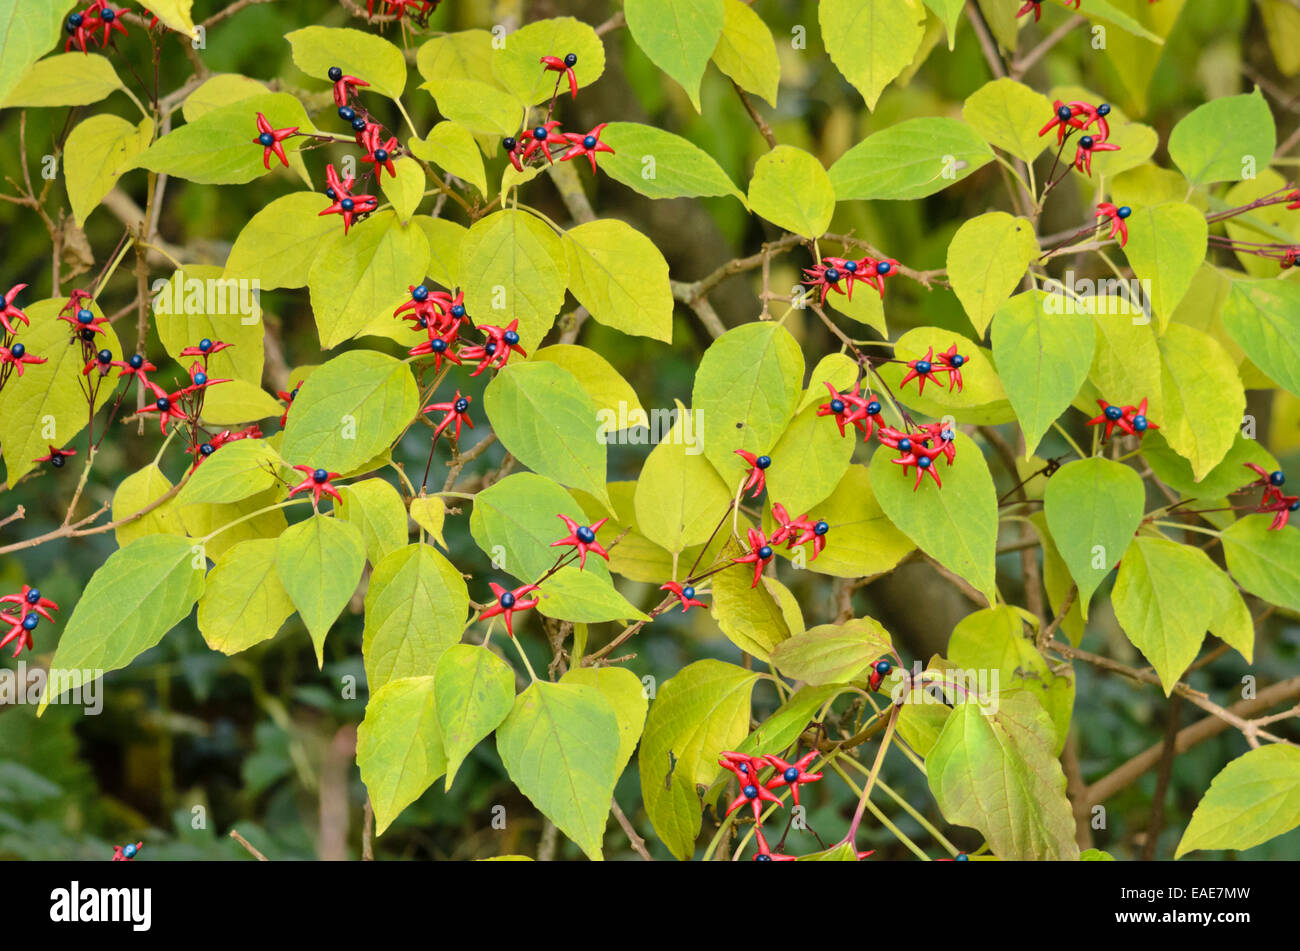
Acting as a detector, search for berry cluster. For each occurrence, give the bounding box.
[0,285,47,382]
[365,0,439,23]
[1040,99,1119,176]
[1087,397,1158,443]
[64,2,128,54]
[0,586,60,657]
[499,54,616,177]
[1095,202,1132,247]
[802,254,898,306]
[1240,464,1298,531]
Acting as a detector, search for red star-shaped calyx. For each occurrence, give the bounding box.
[734,449,771,498]
[0,285,30,335]
[423,391,475,443]
[289,466,342,505]
[480,582,540,637]
[733,527,776,589]
[252,113,298,170]
[660,581,708,612]
[560,123,615,175]
[763,751,823,807]
[551,514,610,570]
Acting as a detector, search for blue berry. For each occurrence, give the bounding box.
[97,349,112,363]
[844,260,858,273]
[875,660,892,675]
[328,67,343,81]
[100,8,115,21]
[1132,415,1148,432]
[783,767,799,783]
[22,614,38,631]
[259,132,274,147]
[1057,105,1073,121]
[1117,206,1131,219]
[534,126,549,141]
[742,784,758,799]
[128,354,143,369]
[122,844,137,858]
[52,455,66,468]
[352,117,368,132]
[830,399,845,414]
[77,309,94,324]
[915,360,931,374]
[373,148,389,164]
[955,852,969,861]
[756,455,771,469]
[499,591,516,608]
[1097,103,1111,117]
[313,469,329,483]
[199,338,212,351]
[155,397,170,411]
[866,400,881,415]
[194,372,207,386]
[583,135,597,149]
[682,586,695,599]
[69,12,84,27]
[451,305,466,318]
[1269,471,1285,487]
[503,330,520,346]
[341,198,355,212]
[564,53,577,67]
[758,545,773,559]
[325,187,337,200]
[755,853,772,862]
[417,317,429,329]
[918,455,932,469]
[485,342,497,356]
[431,338,448,353]
[1290,501,1299,512]
[876,261,892,275]
[824,267,840,283]
[814,520,829,536]
[898,438,912,453]
[200,443,214,456]
[950,354,965,367]
[1080,135,1094,150]
[1104,405,1123,421]
[338,106,355,121]
[576,525,596,543]
[10,343,25,358]
[454,397,469,413]
[25,589,40,603]
[503,137,517,152]
[412,285,429,302]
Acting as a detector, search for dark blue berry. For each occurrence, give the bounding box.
[329,67,343,81]
[844,260,858,273]
[503,330,520,346]
[485,342,497,356]
[756,455,771,469]
[1057,105,1073,121]
[454,397,469,413]
[503,137,517,152]
[1104,405,1122,421]
[341,198,355,212]
[576,525,596,544]
[325,187,337,200]
[1080,135,1094,150]
[1132,415,1148,432]
[940,428,955,442]
[313,469,329,483]
[534,126,549,141]
[290,388,299,399]
[373,148,389,164]
[79,329,95,341]
[10,343,24,359]
[1097,103,1111,117]
[755,853,772,862]
[97,349,112,363]
[338,106,356,122]
[412,285,429,302]
[918,455,932,469]
[1117,206,1131,219]
[194,372,207,386]
[69,12,84,27]
[499,591,516,608]
[155,397,170,411]
[100,8,115,21]
[830,399,845,414]
[682,586,695,599]
[955,852,969,861]
[875,660,892,675]
[742,784,758,799]
[898,438,912,453]
[199,338,212,351]
[814,520,829,536]
[824,267,840,283]
[430,338,447,353]
[22,614,38,631]
[417,317,429,329]
[52,455,66,468]
[25,589,40,603]
[77,309,94,324]
[866,400,881,415]
[122,844,137,859]
[915,360,931,374]
[1269,471,1285,487]
[564,53,577,67]
[451,304,465,318]
[876,261,892,275]
[783,767,799,783]
[352,117,368,132]
[200,443,214,456]
[1290,501,1299,512]
[950,354,965,367]
[129,354,143,369]
[259,132,274,147]
[758,545,773,560]
[583,135,597,149]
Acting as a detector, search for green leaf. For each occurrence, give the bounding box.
[281,349,419,475]
[152,265,264,387]
[357,676,446,835]
[778,465,915,579]
[1222,514,1300,614]
[563,219,674,342]
[770,618,893,686]
[285,26,407,100]
[363,543,469,692]
[416,216,466,289]
[991,290,1095,454]
[1168,90,1276,187]
[1121,202,1208,325]
[623,0,724,111]
[177,488,287,561]
[829,117,993,201]
[1086,315,1163,416]
[869,434,998,605]
[435,644,517,789]
[65,114,153,227]
[710,538,791,661]
[1081,0,1166,43]
[747,145,835,239]
[415,29,495,87]
[1043,457,1145,619]
[40,535,204,712]
[561,666,649,778]
[3,52,121,107]
[197,538,295,654]
[534,566,649,624]
[142,0,197,39]
[409,494,446,547]
[0,299,121,484]
[0,1,75,108]
[764,403,855,515]
[923,0,965,47]
[691,321,804,482]
[1176,745,1300,858]
[1206,564,1254,664]
[339,478,409,565]
[711,0,779,106]
[419,78,522,137]
[177,439,282,508]
[490,16,606,106]
[470,473,612,583]
[598,122,745,204]
[408,121,488,196]
[307,211,431,348]
[1141,431,1277,501]
[534,345,645,420]
[949,214,1040,338]
[1112,535,1221,693]
[222,192,338,291]
[798,352,860,412]
[961,78,1054,163]
[875,327,1011,422]
[379,157,425,222]
[459,210,568,353]
[182,73,273,121]
[948,606,1074,753]
[112,464,181,546]
[483,362,611,510]
[1220,278,1300,398]
[496,681,620,861]
[639,660,760,860]
[134,93,314,185]
[819,0,926,111]
[1157,322,1245,481]
[634,404,733,556]
[275,515,366,666]
[926,692,1079,860]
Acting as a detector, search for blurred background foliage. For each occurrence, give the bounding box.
[1,0,1298,860]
